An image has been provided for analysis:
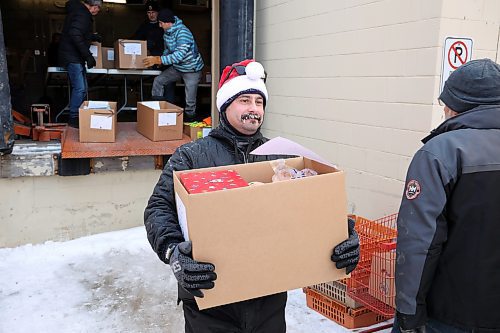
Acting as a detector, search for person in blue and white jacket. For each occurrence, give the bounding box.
[143,8,204,121]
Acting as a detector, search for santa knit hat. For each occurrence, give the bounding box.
[216,59,268,112]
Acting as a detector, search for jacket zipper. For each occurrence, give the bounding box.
[235,145,249,164]
[240,148,248,164]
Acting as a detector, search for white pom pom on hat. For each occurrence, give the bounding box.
[244,61,265,81]
[216,59,268,111]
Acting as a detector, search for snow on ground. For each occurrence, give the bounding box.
[0,227,391,333]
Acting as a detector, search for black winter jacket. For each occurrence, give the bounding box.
[133,21,164,56]
[395,105,500,332]
[144,124,290,331]
[58,0,93,66]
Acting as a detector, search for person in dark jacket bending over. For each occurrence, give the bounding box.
[392,58,500,333]
[143,8,203,121]
[144,59,360,333]
[58,0,102,128]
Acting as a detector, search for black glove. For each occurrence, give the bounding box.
[169,241,217,298]
[86,55,96,69]
[397,310,427,333]
[91,32,103,43]
[331,216,360,274]
[400,328,426,333]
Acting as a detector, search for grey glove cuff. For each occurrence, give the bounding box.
[165,243,178,262]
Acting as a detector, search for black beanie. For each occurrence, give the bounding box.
[158,8,175,23]
[439,58,500,113]
[144,0,159,12]
[85,0,102,6]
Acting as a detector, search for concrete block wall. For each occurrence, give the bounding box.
[255,0,500,219]
[0,170,161,247]
[430,0,500,127]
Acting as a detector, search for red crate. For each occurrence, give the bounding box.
[304,287,387,329]
[347,214,398,317]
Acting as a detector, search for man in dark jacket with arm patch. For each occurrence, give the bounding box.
[144,59,360,333]
[393,58,500,333]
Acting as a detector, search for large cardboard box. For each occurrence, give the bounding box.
[173,157,348,309]
[101,47,115,69]
[79,101,117,143]
[114,39,147,69]
[136,101,183,141]
[89,42,102,69]
[368,251,396,308]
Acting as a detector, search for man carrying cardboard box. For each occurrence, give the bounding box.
[144,59,360,333]
[58,0,102,128]
[142,8,204,121]
[392,59,500,333]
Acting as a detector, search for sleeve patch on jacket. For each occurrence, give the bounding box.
[405,179,421,200]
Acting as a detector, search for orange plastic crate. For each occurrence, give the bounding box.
[304,287,387,329]
[310,279,363,309]
[347,214,398,317]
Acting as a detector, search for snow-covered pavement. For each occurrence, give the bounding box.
[0,227,390,333]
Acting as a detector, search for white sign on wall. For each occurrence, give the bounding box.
[440,37,474,93]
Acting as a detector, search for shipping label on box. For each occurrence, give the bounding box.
[90,114,113,130]
[78,101,117,143]
[158,113,177,126]
[136,101,183,141]
[368,251,396,309]
[101,47,115,69]
[89,42,103,69]
[114,39,147,69]
[173,157,348,309]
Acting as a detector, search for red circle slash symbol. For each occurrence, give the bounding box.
[448,41,468,69]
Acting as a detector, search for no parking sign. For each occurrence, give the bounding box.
[440,37,474,93]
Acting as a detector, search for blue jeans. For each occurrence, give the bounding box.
[66,63,88,119]
[392,317,472,333]
[151,66,201,117]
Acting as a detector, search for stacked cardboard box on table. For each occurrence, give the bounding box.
[114,39,147,69]
[101,47,115,69]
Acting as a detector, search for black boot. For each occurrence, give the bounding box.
[68,117,79,129]
[184,111,196,122]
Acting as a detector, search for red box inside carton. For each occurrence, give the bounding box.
[180,170,249,194]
